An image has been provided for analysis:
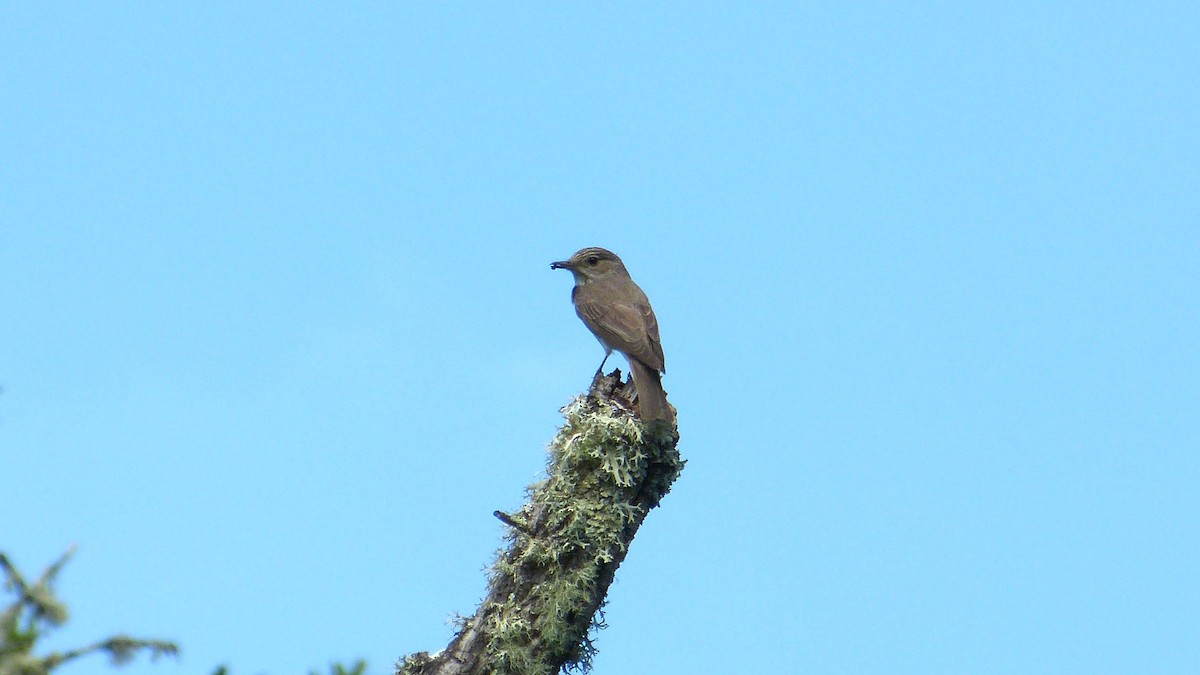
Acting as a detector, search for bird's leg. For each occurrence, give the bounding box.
[594,352,611,378]
[590,351,612,391]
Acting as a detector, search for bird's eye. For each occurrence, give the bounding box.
[587,256,599,265]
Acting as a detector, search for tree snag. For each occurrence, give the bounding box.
[398,371,683,675]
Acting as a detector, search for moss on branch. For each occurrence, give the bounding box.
[399,373,683,675]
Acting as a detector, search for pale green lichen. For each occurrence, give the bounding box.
[480,394,682,674]
[397,389,682,675]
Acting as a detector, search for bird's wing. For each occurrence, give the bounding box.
[576,300,665,373]
[641,302,665,374]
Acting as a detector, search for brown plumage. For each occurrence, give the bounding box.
[551,247,673,423]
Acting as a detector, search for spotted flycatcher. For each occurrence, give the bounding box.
[551,247,673,423]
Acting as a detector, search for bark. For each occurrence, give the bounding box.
[397,372,683,675]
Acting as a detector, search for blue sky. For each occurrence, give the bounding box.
[3,3,1197,673]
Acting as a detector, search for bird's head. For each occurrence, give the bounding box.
[550,247,628,283]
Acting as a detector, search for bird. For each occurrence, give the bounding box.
[551,247,673,423]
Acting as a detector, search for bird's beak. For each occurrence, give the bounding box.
[550,260,572,270]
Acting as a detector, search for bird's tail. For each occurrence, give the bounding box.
[629,359,674,424]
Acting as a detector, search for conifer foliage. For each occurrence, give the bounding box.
[0,548,179,675]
